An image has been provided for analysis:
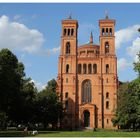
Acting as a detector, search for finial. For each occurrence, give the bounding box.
[68,12,72,19]
[90,31,93,44]
[105,10,109,19]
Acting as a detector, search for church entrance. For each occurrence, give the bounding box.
[84,110,90,127]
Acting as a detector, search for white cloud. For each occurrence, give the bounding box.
[115,25,140,49]
[117,58,131,71]
[13,15,21,21]
[31,79,47,91]
[127,37,140,61]
[0,15,45,54]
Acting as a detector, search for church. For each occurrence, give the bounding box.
[57,14,118,129]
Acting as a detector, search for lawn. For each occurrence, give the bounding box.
[1,130,140,137]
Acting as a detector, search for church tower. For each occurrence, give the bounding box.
[57,15,78,129]
[99,13,117,128]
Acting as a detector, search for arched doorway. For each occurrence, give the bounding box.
[84,110,90,127]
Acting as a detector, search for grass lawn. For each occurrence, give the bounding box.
[1,130,140,137]
[36,130,140,137]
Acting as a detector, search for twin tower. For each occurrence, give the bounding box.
[57,15,118,129]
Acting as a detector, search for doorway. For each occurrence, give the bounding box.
[84,110,90,127]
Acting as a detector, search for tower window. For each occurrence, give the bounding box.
[88,64,92,74]
[78,64,82,74]
[106,28,108,35]
[106,92,109,99]
[105,42,109,54]
[83,64,87,74]
[65,92,68,98]
[66,78,68,83]
[66,64,69,73]
[102,28,105,35]
[68,28,70,36]
[71,29,74,36]
[110,28,112,36]
[107,119,109,124]
[64,28,67,36]
[66,42,70,54]
[93,64,97,74]
[106,64,109,74]
[106,101,109,109]
[106,78,109,83]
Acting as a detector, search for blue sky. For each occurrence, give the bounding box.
[0,3,140,90]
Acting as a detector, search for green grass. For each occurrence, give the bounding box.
[1,130,140,137]
[35,130,140,137]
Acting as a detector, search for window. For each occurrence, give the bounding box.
[78,64,82,74]
[65,100,68,110]
[93,64,97,74]
[68,28,70,36]
[105,42,109,54]
[106,92,109,99]
[66,42,70,54]
[88,64,92,74]
[106,28,108,35]
[106,78,108,83]
[106,64,109,74]
[107,119,109,124]
[106,101,109,109]
[110,28,112,36]
[66,64,69,73]
[102,28,105,35]
[71,29,74,36]
[64,28,66,36]
[66,78,68,83]
[65,92,68,98]
[83,64,87,74]
[82,80,92,103]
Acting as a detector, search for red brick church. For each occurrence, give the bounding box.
[57,14,118,129]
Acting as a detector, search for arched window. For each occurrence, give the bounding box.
[106,101,109,109]
[64,28,66,36]
[65,100,68,110]
[66,78,68,83]
[106,78,108,83]
[66,42,70,54]
[78,64,82,74]
[110,28,112,36]
[66,64,69,73]
[82,80,92,103]
[65,92,68,98]
[93,64,97,74]
[83,64,87,74]
[88,64,92,74]
[102,28,105,35]
[71,28,74,36]
[106,64,109,74]
[106,92,109,99]
[106,28,108,35]
[68,28,70,36]
[105,42,109,54]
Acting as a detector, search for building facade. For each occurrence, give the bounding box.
[57,15,118,129]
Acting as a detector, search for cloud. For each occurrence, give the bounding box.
[13,15,21,21]
[127,37,140,61]
[115,25,140,49]
[31,79,47,91]
[117,58,131,71]
[0,15,45,54]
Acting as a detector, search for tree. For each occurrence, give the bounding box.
[36,79,63,129]
[0,49,24,121]
[113,52,140,130]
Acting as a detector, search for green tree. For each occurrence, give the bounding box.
[36,79,63,129]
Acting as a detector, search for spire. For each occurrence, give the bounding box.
[105,10,109,19]
[67,12,72,19]
[90,31,93,44]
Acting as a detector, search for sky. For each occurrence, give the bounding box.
[0,3,140,91]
